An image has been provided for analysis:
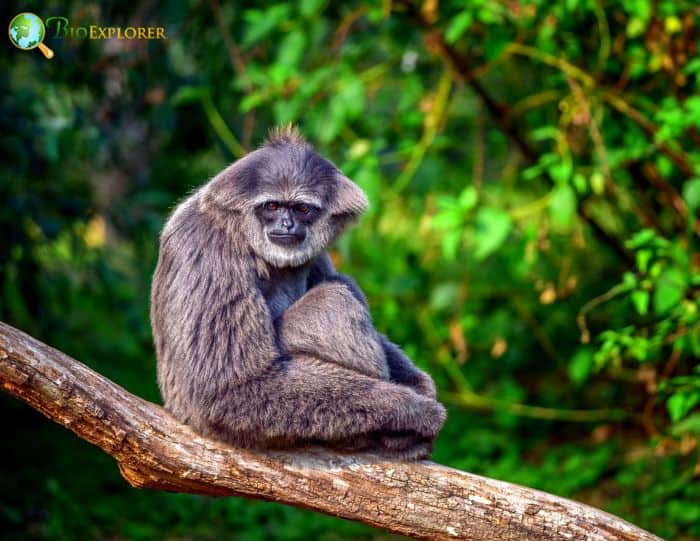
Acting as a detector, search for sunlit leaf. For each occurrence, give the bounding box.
[682,178,700,211]
[569,348,594,385]
[473,207,511,260]
[631,290,650,316]
[458,186,478,210]
[445,12,472,43]
[549,185,576,228]
[668,392,700,422]
[653,267,687,315]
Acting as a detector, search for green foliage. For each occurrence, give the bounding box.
[1,0,699,539]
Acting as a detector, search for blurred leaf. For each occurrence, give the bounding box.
[430,282,461,310]
[171,86,207,105]
[636,249,652,273]
[653,267,687,315]
[548,160,572,185]
[446,12,473,43]
[667,500,700,524]
[569,348,594,385]
[300,0,325,17]
[432,207,464,229]
[458,186,478,210]
[277,29,307,70]
[682,178,700,211]
[667,392,700,422]
[669,413,700,436]
[626,17,646,38]
[242,6,291,47]
[631,290,650,316]
[473,207,511,260]
[549,184,576,228]
[626,229,657,249]
[441,229,463,260]
[240,91,266,112]
[590,171,605,195]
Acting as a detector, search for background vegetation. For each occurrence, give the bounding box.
[2,0,699,539]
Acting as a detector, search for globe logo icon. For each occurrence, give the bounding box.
[8,12,54,59]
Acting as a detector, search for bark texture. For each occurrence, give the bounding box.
[0,321,662,541]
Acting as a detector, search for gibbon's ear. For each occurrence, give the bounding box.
[330,175,369,219]
[202,154,259,212]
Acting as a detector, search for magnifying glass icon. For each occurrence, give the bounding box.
[8,12,55,59]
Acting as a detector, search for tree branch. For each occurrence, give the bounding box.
[0,321,661,541]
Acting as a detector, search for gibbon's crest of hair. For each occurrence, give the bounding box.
[263,124,309,148]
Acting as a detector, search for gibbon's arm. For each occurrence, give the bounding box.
[228,355,445,456]
[307,255,437,398]
[153,211,281,388]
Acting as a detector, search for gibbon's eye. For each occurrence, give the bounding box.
[294,203,310,214]
[264,202,279,211]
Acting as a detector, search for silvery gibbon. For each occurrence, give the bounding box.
[151,126,445,459]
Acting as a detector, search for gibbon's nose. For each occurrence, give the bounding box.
[280,216,294,230]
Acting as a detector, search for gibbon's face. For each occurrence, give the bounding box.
[240,145,343,269]
[251,197,335,267]
[255,200,322,246]
[253,199,326,267]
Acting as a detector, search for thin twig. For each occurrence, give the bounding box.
[576,282,632,344]
[210,0,255,150]
[442,391,630,423]
[392,67,453,195]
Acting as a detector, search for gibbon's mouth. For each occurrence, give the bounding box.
[267,232,305,246]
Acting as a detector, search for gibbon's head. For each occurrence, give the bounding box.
[203,125,369,268]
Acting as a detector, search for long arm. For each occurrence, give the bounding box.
[308,254,437,398]
[223,355,444,459]
[274,282,390,380]
[152,204,281,425]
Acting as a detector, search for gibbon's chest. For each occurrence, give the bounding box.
[259,266,311,320]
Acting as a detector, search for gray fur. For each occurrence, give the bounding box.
[151,126,445,459]
[276,281,390,380]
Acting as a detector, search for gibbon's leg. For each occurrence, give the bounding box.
[275,282,389,380]
[190,354,446,457]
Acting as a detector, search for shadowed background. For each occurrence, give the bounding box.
[1,1,699,539]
